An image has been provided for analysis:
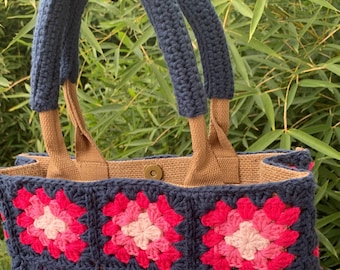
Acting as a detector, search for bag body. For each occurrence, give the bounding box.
[1,151,319,269]
[0,0,320,269]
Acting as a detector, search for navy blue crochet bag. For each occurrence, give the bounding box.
[0,0,320,269]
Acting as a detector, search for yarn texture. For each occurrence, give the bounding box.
[0,0,320,269]
[0,152,319,269]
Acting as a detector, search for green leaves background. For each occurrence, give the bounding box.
[0,0,340,268]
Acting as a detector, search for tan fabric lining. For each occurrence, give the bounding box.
[7,152,309,187]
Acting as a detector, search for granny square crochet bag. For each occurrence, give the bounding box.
[0,0,320,269]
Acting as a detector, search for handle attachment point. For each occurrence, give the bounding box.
[184,106,240,187]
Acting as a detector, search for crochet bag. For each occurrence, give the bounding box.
[0,0,320,269]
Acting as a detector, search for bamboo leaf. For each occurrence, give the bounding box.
[226,35,250,86]
[117,32,144,60]
[231,0,253,18]
[9,100,29,112]
[307,0,339,12]
[130,25,155,52]
[0,77,10,87]
[324,63,340,77]
[288,129,340,160]
[114,47,120,78]
[89,104,124,114]
[315,181,328,205]
[297,6,321,40]
[247,130,283,152]
[316,229,338,258]
[80,20,103,56]
[286,83,298,109]
[150,62,176,107]
[2,14,36,52]
[335,127,340,143]
[298,79,340,89]
[317,211,340,229]
[279,132,291,149]
[116,61,145,90]
[249,0,267,41]
[232,31,283,59]
[325,55,340,65]
[260,92,275,130]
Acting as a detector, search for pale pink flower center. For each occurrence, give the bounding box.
[224,221,270,260]
[33,206,67,240]
[121,212,162,250]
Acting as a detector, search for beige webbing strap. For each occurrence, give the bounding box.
[40,110,81,180]
[184,99,239,186]
[63,81,109,180]
[41,81,237,185]
[209,98,239,183]
[40,81,109,181]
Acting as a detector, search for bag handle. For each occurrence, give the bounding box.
[30,0,109,181]
[30,0,234,116]
[30,0,239,185]
[141,0,238,185]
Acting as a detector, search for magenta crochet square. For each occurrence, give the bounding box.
[12,187,88,263]
[101,191,183,270]
[200,196,303,269]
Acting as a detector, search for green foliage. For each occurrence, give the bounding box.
[0,0,37,166]
[0,240,11,270]
[0,0,339,269]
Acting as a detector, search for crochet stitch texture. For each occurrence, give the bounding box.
[13,188,87,262]
[0,0,320,268]
[0,152,319,269]
[30,0,233,117]
[201,196,301,269]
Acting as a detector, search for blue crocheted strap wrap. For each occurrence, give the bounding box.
[30,0,234,117]
[30,0,87,112]
[177,0,234,100]
[141,0,234,117]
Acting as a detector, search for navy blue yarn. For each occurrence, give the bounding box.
[59,0,87,85]
[30,0,234,117]
[14,156,36,166]
[30,0,68,112]
[178,0,234,99]
[265,149,313,170]
[140,0,207,117]
[0,151,320,269]
[30,0,87,112]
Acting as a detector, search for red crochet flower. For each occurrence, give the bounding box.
[102,191,183,270]
[201,196,301,270]
[13,187,87,263]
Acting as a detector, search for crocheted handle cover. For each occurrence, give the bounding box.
[0,0,320,269]
[30,0,233,118]
[29,0,239,184]
[30,0,86,112]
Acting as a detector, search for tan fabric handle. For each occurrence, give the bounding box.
[209,99,239,183]
[184,99,239,186]
[40,110,81,180]
[41,81,239,185]
[63,81,109,180]
[39,81,109,181]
